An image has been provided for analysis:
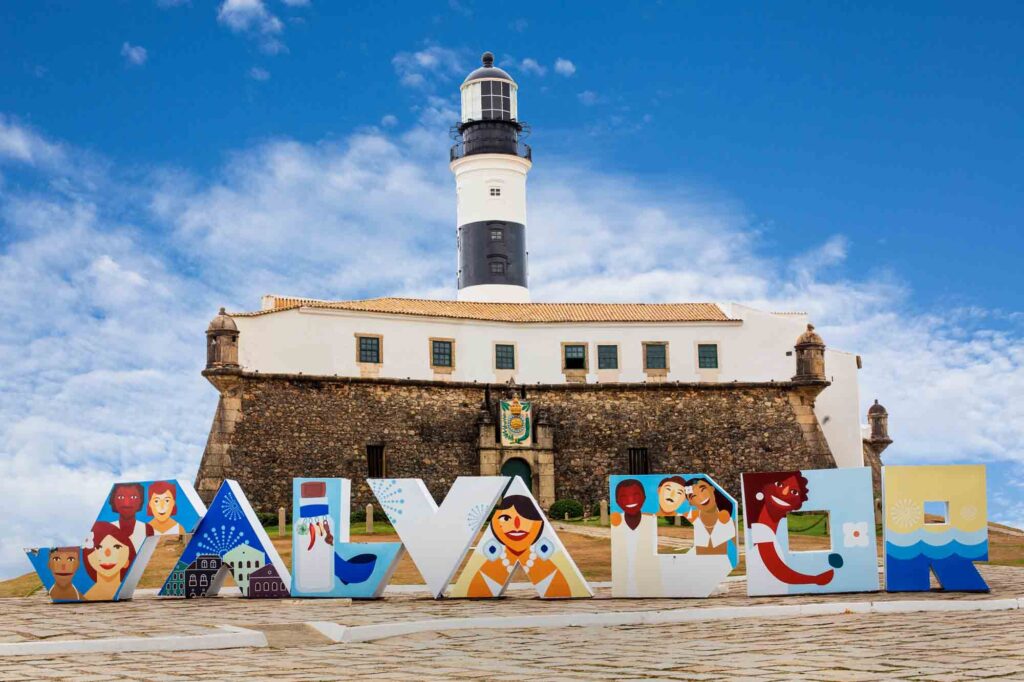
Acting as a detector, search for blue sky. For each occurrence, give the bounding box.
[0,1,1021,577]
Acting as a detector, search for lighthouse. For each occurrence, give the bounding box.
[451,51,532,303]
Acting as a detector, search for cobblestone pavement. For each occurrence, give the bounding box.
[1,609,1021,681]
[1,565,1021,680]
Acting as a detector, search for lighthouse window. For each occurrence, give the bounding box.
[490,260,506,275]
[563,344,587,370]
[490,228,503,241]
[698,343,719,369]
[495,344,516,370]
[481,80,511,121]
[489,187,501,196]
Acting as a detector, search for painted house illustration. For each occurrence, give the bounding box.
[184,554,222,598]
[163,560,187,597]
[222,542,265,596]
[248,564,289,599]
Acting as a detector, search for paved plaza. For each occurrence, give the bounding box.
[1,565,1022,680]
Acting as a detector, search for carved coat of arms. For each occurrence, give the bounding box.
[499,397,532,447]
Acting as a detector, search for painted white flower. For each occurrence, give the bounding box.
[843,521,870,547]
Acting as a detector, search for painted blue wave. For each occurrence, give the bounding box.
[885,540,988,561]
[886,526,987,548]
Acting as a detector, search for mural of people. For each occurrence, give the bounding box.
[46,547,83,601]
[742,471,838,593]
[146,481,186,536]
[108,482,154,552]
[82,522,136,601]
[610,478,660,596]
[452,493,591,598]
[681,476,736,556]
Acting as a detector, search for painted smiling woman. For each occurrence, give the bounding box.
[742,471,840,593]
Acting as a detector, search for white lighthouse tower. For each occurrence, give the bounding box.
[451,51,532,303]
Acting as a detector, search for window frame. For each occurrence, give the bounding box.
[561,342,588,372]
[597,344,619,370]
[642,341,670,375]
[494,342,516,371]
[697,343,719,370]
[355,333,383,365]
[429,337,455,372]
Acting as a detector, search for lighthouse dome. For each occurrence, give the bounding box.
[464,51,515,83]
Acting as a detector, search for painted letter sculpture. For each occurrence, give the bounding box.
[368,476,508,598]
[609,473,739,598]
[159,479,290,598]
[450,476,592,598]
[883,464,989,592]
[291,478,404,598]
[25,480,206,602]
[741,468,879,596]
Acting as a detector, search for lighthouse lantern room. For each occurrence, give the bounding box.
[451,51,532,303]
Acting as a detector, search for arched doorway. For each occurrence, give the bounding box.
[500,457,532,494]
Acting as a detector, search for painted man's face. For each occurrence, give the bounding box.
[149,492,175,521]
[658,482,687,514]
[88,535,130,580]
[48,548,79,586]
[616,483,645,516]
[761,475,805,520]
[687,481,718,512]
[492,506,541,555]
[112,486,143,515]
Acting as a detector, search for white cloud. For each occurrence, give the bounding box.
[120,42,148,67]
[392,45,464,90]
[554,58,576,77]
[0,110,1021,581]
[519,58,547,77]
[380,114,398,127]
[248,66,271,81]
[0,116,65,167]
[578,90,600,106]
[217,0,286,54]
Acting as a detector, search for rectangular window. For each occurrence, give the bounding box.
[489,188,501,197]
[495,344,515,370]
[698,343,719,369]
[490,260,505,275]
[645,343,667,370]
[563,344,587,370]
[627,447,650,476]
[490,227,503,240]
[597,344,618,370]
[366,444,385,478]
[358,336,381,364]
[431,339,453,368]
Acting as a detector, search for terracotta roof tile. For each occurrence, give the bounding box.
[234,296,738,324]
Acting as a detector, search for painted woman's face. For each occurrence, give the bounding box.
[658,481,687,514]
[760,475,805,520]
[88,535,130,579]
[686,481,718,512]
[616,483,645,516]
[149,492,175,521]
[492,506,541,555]
[48,548,79,586]
[112,486,142,515]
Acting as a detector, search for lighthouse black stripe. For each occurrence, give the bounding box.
[458,220,527,289]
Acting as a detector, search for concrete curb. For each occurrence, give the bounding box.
[309,597,1021,644]
[0,625,267,658]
